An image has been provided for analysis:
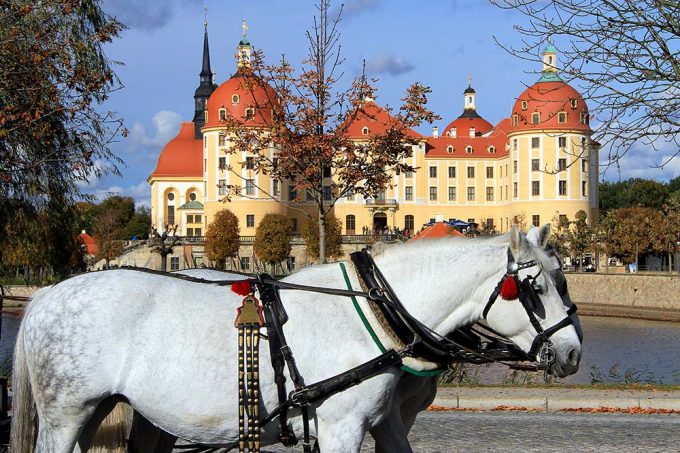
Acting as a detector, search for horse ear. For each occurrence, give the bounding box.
[509,225,524,258]
[538,224,551,249]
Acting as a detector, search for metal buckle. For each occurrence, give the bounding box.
[367,286,384,300]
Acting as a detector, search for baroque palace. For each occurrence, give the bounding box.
[148,25,598,266]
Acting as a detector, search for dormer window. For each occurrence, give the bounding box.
[232,94,240,104]
[362,127,369,135]
[570,98,578,109]
[531,112,540,125]
[219,108,227,121]
[512,115,519,126]
[580,112,589,124]
[521,100,528,111]
[558,112,567,124]
[488,146,496,154]
[447,145,454,154]
[245,108,255,120]
[465,145,473,154]
[204,111,209,122]
[469,127,475,138]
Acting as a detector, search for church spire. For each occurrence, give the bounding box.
[193,8,217,139]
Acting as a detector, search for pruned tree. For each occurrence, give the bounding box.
[564,210,594,268]
[549,212,571,258]
[223,0,438,262]
[254,214,293,274]
[205,209,240,270]
[94,210,124,269]
[149,225,180,272]
[490,0,680,170]
[302,211,343,262]
[601,207,662,265]
[512,211,529,232]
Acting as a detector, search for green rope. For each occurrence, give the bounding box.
[339,263,442,377]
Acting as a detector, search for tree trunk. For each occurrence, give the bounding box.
[318,207,327,264]
[160,253,167,272]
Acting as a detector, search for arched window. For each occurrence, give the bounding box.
[488,146,496,154]
[245,108,255,120]
[570,98,578,109]
[189,192,197,202]
[447,145,454,154]
[404,215,414,233]
[218,108,226,121]
[362,126,369,135]
[345,215,356,234]
[465,145,473,154]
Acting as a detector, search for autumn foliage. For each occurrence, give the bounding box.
[254,214,293,270]
[302,212,343,262]
[205,209,240,269]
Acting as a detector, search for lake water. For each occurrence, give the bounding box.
[0,315,678,384]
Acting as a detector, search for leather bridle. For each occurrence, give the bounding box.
[482,248,575,366]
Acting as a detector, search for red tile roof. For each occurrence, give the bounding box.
[78,231,99,255]
[150,122,203,178]
[410,222,465,241]
[443,115,494,137]
[425,118,510,159]
[344,101,422,140]
[511,81,591,133]
[204,70,277,128]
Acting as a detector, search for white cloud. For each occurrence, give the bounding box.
[127,110,183,152]
[90,182,151,207]
[337,0,381,20]
[366,53,415,76]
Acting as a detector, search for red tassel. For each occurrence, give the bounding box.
[231,280,252,296]
[499,275,518,300]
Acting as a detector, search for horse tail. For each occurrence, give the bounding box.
[90,402,132,451]
[10,315,38,452]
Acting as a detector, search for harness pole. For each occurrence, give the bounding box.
[234,287,264,453]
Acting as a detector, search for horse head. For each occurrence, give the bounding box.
[483,225,582,378]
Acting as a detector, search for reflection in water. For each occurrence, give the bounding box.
[0,315,679,384]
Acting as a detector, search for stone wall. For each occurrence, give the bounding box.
[566,273,680,310]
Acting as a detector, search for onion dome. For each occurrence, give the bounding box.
[510,44,591,132]
[150,122,203,177]
[443,76,493,137]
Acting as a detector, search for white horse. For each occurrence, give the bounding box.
[11,225,581,452]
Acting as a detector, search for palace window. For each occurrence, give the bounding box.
[486,187,494,202]
[170,257,180,271]
[582,159,588,172]
[559,180,567,196]
[531,137,540,148]
[218,134,226,147]
[532,181,540,196]
[448,186,456,201]
[488,146,496,154]
[513,182,518,198]
[219,108,226,121]
[532,113,540,125]
[232,94,240,104]
[570,98,578,108]
[288,185,297,201]
[245,108,255,120]
[167,192,175,201]
[513,160,518,174]
[245,156,254,170]
[532,159,540,171]
[467,187,475,202]
[219,156,227,169]
[245,179,255,195]
[404,215,414,232]
[362,126,369,135]
[513,139,518,151]
[465,145,473,154]
[405,186,413,201]
[246,214,255,228]
[558,112,567,123]
[532,215,540,227]
[429,186,437,201]
[405,170,414,178]
[273,180,280,197]
[447,145,454,154]
[218,180,227,195]
[558,158,567,171]
[558,136,567,148]
[189,192,197,201]
[582,181,587,197]
[240,257,250,271]
[486,166,493,179]
[512,114,518,126]
[521,100,528,110]
[467,166,475,178]
[346,215,356,233]
[448,166,456,178]
[429,166,437,178]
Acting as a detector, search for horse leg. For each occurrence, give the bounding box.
[35,404,99,453]
[74,397,120,452]
[369,404,413,453]
[128,410,178,453]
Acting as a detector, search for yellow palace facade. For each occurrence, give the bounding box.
[149,30,598,241]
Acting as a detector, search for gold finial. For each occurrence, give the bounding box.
[468,73,473,87]
[241,19,248,38]
[203,3,208,30]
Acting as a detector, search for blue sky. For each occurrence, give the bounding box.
[90,0,679,207]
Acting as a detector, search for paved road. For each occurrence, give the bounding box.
[264,411,680,452]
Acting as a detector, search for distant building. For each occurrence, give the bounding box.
[149,26,598,247]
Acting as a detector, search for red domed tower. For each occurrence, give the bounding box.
[507,43,598,228]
